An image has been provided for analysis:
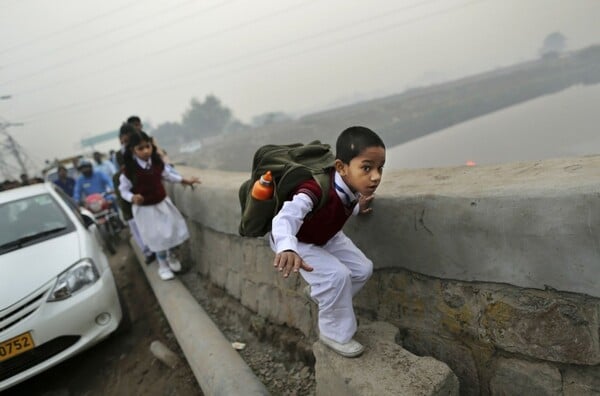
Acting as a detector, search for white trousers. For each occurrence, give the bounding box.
[275,231,373,343]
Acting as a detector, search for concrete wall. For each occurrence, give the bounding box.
[169,155,600,395]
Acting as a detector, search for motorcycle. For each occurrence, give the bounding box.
[84,192,123,254]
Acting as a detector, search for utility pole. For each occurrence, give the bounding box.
[1,95,36,179]
[0,122,32,179]
[6,130,27,176]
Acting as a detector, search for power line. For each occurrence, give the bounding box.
[146,0,490,97]
[1,0,199,69]
[17,0,485,123]
[0,0,146,56]
[0,0,238,86]
[0,0,36,13]
[13,0,416,97]
[13,0,319,97]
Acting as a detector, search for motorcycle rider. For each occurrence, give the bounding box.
[73,158,124,233]
[73,159,115,205]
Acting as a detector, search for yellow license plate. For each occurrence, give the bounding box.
[0,332,35,362]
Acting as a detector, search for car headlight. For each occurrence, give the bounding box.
[48,258,100,301]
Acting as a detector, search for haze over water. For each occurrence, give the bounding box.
[385,84,600,169]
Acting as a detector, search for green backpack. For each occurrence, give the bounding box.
[238,140,335,237]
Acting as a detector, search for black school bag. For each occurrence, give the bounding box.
[238,140,335,237]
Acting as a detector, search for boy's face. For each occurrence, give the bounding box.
[335,146,385,196]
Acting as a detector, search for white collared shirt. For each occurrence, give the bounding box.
[271,172,359,254]
[118,156,182,202]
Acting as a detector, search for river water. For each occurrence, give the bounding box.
[386,84,600,169]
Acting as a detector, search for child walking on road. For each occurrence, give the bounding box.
[270,126,385,357]
[114,123,155,264]
[119,131,200,280]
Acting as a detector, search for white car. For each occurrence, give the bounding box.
[0,182,123,391]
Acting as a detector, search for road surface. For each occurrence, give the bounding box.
[3,236,203,396]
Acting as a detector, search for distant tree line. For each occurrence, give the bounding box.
[149,94,291,154]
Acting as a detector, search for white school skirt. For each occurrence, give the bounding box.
[132,197,189,252]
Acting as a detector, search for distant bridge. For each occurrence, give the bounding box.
[80,130,118,149]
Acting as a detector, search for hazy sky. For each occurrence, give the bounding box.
[1,0,599,170]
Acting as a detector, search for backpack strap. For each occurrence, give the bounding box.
[313,171,331,211]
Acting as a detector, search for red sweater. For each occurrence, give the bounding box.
[293,173,355,246]
[127,162,167,205]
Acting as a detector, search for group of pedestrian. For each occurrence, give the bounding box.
[0,174,44,191]
[49,116,200,281]
[54,120,387,359]
[49,155,112,198]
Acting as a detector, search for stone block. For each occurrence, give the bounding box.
[489,358,562,396]
[256,283,281,320]
[354,274,381,316]
[314,321,458,396]
[209,257,228,288]
[376,272,466,336]
[276,289,314,337]
[563,365,600,395]
[225,237,244,273]
[402,330,480,396]
[244,249,279,286]
[239,237,262,272]
[240,279,259,312]
[480,293,600,364]
[225,270,242,300]
[186,223,209,275]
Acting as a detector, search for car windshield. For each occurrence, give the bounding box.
[0,193,74,254]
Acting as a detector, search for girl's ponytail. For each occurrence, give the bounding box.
[123,137,136,180]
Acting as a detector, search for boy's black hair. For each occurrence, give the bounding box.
[335,126,385,164]
[119,122,136,137]
[127,115,141,124]
[123,131,164,179]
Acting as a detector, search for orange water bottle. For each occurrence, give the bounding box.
[251,171,274,200]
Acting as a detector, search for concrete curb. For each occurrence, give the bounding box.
[129,238,270,396]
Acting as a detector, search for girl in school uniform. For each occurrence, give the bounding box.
[119,131,200,280]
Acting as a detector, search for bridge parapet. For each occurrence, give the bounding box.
[168,155,600,395]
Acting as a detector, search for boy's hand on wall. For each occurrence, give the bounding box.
[358,193,375,214]
[273,250,313,278]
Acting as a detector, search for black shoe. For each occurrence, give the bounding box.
[145,253,156,264]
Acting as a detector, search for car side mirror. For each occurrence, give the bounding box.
[79,208,96,228]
